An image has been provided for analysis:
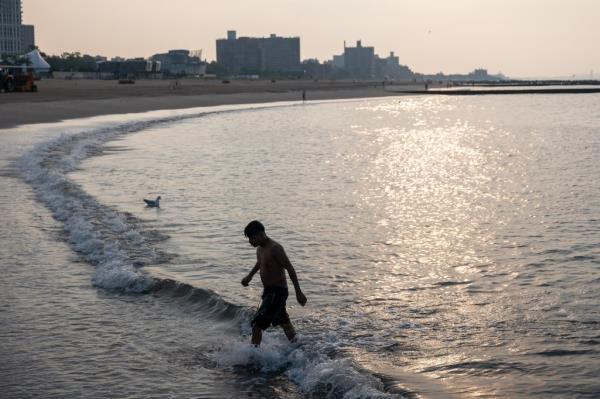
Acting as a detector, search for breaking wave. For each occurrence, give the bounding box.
[212,331,408,399]
[16,115,196,292]
[15,108,412,398]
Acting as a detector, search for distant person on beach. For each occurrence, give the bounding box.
[302,89,306,103]
[241,220,307,346]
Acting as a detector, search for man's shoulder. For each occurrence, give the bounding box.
[271,240,285,252]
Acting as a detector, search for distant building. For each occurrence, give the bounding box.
[216,30,301,75]
[469,68,489,80]
[386,51,399,69]
[331,54,345,69]
[20,23,34,52]
[374,55,387,79]
[216,32,261,73]
[344,40,375,79]
[0,0,22,55]
[422,68,501,82]
[261,34,301,73]
[97,58,160,79]
[151,49,206,76]
[378,51,414,80]
[301,58,332,80]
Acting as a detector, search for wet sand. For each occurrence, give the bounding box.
[0,79,418,129]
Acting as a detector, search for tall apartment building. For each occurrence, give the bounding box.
[216,32,261,73]
[216,30,300,75]
[344,40,375,79]
[0,0,22,55]
[21,23,34,52]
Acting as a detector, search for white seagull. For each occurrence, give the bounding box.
[143,196,161,208]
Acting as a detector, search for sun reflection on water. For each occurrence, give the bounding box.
[348,97,538,395]
[358,97,499,282]
[70,94,600,397]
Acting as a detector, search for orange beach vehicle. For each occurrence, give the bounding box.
[0,65,38,93]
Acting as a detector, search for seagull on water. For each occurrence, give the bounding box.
[144,196,161,208]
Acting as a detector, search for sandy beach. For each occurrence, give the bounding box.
[0,79,420,129]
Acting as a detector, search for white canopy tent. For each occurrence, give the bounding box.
[26,49,50,72]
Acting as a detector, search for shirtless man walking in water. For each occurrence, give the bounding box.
[241,220,307,346]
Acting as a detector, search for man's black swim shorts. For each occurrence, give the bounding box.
[252,286,291,330]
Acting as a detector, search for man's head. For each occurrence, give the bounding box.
[244,220,267,247]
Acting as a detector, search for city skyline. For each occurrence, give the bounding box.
[22,0,600,78]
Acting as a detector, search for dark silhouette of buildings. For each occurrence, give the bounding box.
[375,51,414,80]
[151,49,206,76]
[0,0,36,55]
[343,40,375,79]
[469,68,489,80]
[21,24,34,52]
[97,58,155,79]
[216,30,301,75]
[0,0,22,55]
[301,58,332,80]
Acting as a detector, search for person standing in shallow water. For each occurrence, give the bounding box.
[241,220,307,346]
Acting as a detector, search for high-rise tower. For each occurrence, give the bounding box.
[0,0,23,55]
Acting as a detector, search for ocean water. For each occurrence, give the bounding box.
[1,95,599,398]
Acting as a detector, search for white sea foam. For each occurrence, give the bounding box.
[15,106,287,292]
[16,120,182,292]
[213,327,402,398]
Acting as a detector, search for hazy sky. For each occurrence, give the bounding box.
[23,0,600,78]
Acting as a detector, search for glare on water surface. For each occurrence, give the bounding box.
[69,95,600,397]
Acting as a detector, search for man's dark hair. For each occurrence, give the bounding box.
[244,220,265,238]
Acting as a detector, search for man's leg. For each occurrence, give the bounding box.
[251,324,263,346]
[281,322,297,342]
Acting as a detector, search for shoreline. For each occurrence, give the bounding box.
[393,87,600,95]
[0,79,414,129]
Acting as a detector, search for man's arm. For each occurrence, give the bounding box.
[276,246,307,306]
[241,253,260,286]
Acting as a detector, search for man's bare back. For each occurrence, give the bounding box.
[256,240,289,287]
